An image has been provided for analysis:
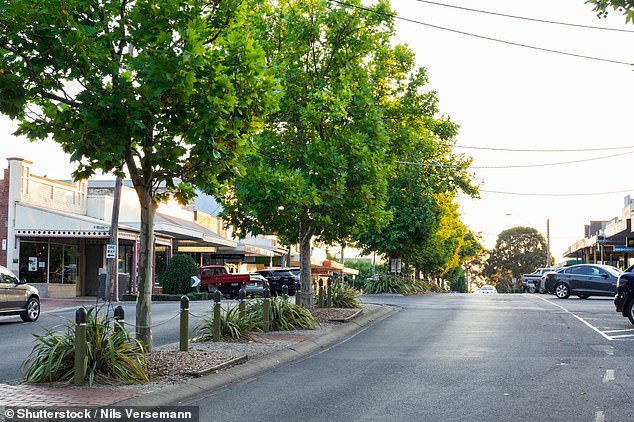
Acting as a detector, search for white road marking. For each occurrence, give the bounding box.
[603,369,615,383]
[532,296,614,341]
[594,410,605,422]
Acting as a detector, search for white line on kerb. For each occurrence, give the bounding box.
[532,296,614,341]
[603,369,615,383]
[595,410,605,422]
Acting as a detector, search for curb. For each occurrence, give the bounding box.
[116,304,396,407]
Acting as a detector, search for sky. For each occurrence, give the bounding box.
[1,0,633,263]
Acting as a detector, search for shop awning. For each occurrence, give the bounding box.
[14,203,114,238]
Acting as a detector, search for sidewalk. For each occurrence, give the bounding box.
[0,303,394,408]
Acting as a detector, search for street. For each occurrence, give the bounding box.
[180,294,634,422]
[0,299,220,383]
[2,293,634,421]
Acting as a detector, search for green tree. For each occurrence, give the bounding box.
[586,0,634,22]
[221,0,396,308]
[354,58,477,269]
[484,226,548,285]
[0,0,275,348]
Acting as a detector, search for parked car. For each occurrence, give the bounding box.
[476,285,497,295]
[0,264,41,322]
[522,267,560,293]
[542,264,622,299]
[614,264,634,324]
[255,269,297,295]
[245,274,268,297]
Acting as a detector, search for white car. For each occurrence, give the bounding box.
[476,285,498,295]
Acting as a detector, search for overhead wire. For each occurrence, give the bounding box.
[412,0,634,33]
[396,149,634,169]
[328,0,633,65]
[453,145,634,152]
[480,188,634,197]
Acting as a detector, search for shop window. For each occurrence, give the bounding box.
[19,241,48,284]
[49,243,78,284]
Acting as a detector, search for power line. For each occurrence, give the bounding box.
[412,0,634,33]
[328,0,633,66]
[453,145,634,153]
[397,150,634,169]
[480,188,634,197]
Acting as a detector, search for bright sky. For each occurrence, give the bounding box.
[1,0,633,263]
[390,0,634,263]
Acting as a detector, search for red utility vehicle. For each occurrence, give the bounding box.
[199,265,250,299]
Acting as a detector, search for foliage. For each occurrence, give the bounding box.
[325,283,361,308]
[22,306,147,385]
[248,297,319,331]
[160,254,198,295]
[221,0,399,308]
[356,63,478,266]
[586,0,634,23]
[344,260,386,289]
[0,0,276,347]
[484,226,548,284]
[193,304,260,342]
[363,274,431,295]
[446,267,467,293]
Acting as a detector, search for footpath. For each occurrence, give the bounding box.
[0,298,394,409]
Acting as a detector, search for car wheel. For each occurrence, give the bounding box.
[554,283,570,299]
[20,297,40,322]
[528,286,536,294]
[577,295,590,299]
[628,300,634,326]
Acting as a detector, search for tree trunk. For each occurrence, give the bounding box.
[299,222,315,309]
[136,189,157,350]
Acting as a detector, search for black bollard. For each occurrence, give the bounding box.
[180,296,189,352]
[74,308,87,385]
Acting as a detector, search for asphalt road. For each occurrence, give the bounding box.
[0,299,220,383]
[179,293,634,422]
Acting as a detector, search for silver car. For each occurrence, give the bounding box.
[0,265,40,322]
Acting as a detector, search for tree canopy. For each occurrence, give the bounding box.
[220,0,397,307]
[586,0,634,22]
[484,226,549,284]
[0,0,276,347]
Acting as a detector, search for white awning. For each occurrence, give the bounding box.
[14,203,113,238]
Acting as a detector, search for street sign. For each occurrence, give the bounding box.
[106,244,117,259]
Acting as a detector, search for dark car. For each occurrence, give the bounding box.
[0,264,41,322]
[542,264,622,299]
[255,269,297,295]
[614,264,634,324]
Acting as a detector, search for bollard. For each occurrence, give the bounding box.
[318,279,324,308]
[327,278,333,308]
[74,307,87,386]
[213,290,222,342]
[295,281,301,306]
[180,296,189,352]
[263,287,271,332]
[113,305,125,334]
[238,288,247,319]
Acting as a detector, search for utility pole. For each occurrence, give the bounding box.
[546,218,551,267]
[107,177,122,302]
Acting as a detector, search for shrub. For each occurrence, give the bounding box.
[22,306,147,385]
[248,296,319,331]
[315,283,361,308]
[160,254,199,295]
[193,304,260,341]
